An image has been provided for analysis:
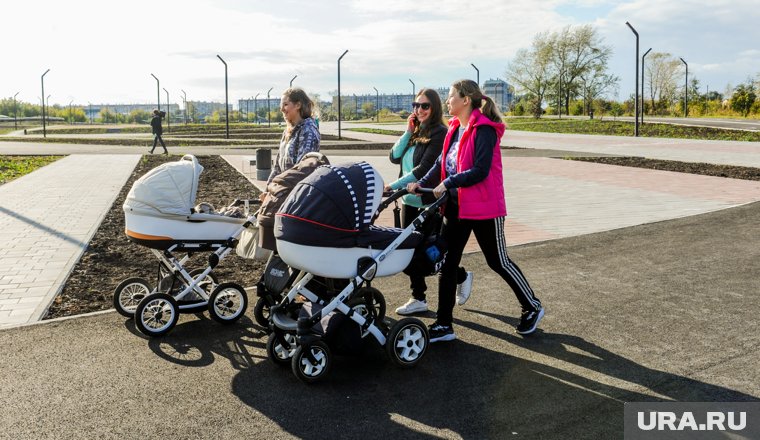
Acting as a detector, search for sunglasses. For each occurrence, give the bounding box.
[412,102,431,110]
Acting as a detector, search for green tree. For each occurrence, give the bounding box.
[506,31,554,118]
[128,109,151,124]
[361,102,376,119]
[730,83,757,117]
[550,25,615,116]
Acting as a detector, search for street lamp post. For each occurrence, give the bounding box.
[69,100,73,125]
[373,87,379,122]
[150,73,160,111]
[470,63,479,85]
[41,69,50,138]
[88,102,92,124]
[680,57,688,118]
[254,93,260,125]
[163,88,170,132]
[13,92,19,129]
[290,75,297,88]
[409,78,415,97]
[642,48,652,123]
[337,49,349,139]
[46,94,51,127]
[181,89,187,125]
[216,55,229,139]
[267,87,273,128]
[625,21,640,137]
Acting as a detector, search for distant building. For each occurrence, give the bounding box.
[482,78,514,112]
[238,98,282,117]
[330,88,451,114]
[187,101,232,120]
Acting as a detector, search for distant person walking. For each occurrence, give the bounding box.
[149,109,167,154]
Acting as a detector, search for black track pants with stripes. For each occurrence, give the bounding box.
[435,202,541,327]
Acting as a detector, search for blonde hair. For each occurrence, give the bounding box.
[451,79,503,123]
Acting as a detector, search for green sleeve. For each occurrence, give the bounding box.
[390,131,412,160]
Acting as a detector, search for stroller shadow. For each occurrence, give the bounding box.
[122,314,269,370]
[227,311,758,439]
[122,309,757,439]
[461,310,758,403]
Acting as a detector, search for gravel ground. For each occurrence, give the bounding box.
[567,156,760,181]
[44,155,265,319]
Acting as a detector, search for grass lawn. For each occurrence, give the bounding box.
[505,118,760,141]
[346,127,405,136]
[0,155,63,185]
[349,118,760,142]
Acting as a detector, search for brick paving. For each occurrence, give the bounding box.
[0,154,140,327]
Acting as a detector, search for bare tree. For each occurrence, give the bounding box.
[506,31,554,118]
[580,67,620,115]
[645,52,681,115]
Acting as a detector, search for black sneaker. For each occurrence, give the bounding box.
[428,322,456,342]
[516,307,545,335]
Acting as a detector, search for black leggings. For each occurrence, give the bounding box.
[401,203,466,301]
[151,134,167,153]
[435,202,541,326]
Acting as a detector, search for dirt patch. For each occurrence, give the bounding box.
[566,156,760,181]
[44,155,265,319]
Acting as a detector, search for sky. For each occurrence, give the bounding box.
[3,0,760,108]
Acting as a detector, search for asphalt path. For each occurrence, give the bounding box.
[1,200,758,439]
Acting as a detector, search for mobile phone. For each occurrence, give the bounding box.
[412,115,419,127]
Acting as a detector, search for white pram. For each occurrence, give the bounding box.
[269,161,446,383]
[118,155,257,337]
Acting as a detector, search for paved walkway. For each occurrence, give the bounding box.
[1,126,760,328]
[319,121,760,167]
[0,154,140,327]
[224,154,760,252]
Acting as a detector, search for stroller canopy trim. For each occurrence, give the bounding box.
[123,154,203,217]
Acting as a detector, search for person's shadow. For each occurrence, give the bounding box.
[137,313,757,439]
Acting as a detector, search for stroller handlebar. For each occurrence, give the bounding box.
[375,187,448,222]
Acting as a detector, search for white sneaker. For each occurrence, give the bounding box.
[395,298,428,315]
[456,271,474,305]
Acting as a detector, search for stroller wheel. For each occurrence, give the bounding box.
[134,293,179,337]
[114,277,152,318]
[188,268,219,295]
[291,341,331,384]
[208,282,248,324]
[266,332,297,366]
[253,295,280,328]
[347,287,386,322]
[386,318,429,368]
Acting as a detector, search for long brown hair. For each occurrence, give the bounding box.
[282,87,314,142]
[450,79,503,123]
[410,88,445,145]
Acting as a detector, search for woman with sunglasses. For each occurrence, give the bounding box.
[384,88,474,316]
[408,79,544,342]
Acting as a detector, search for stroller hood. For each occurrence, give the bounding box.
[123,154,204,216]
[275,161,383,247]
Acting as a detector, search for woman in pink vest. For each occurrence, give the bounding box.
[409,79,544,342]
